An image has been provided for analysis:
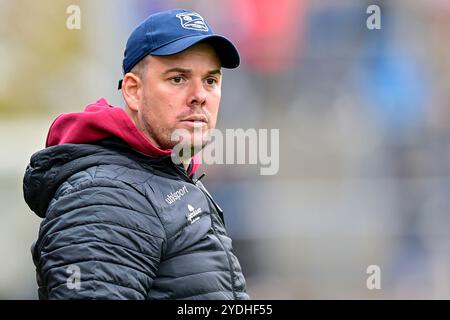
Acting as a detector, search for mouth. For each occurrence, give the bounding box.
[180,115,208,127]
[181,115,208,123]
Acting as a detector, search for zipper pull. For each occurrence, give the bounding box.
[195,172,206,183]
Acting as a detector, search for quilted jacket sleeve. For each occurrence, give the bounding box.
[33,176,166,300]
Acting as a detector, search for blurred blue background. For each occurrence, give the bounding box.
[1,0,450,299]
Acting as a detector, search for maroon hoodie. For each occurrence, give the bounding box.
[45,98,199,176]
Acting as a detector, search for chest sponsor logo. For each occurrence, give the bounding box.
[186,204,202,224]
[165,185,189,204]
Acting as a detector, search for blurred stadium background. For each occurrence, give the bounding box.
[1,0,450,299]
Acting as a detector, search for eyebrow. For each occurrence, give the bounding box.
[163,67,222,76]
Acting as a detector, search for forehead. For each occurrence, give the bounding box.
[147,43,222,69]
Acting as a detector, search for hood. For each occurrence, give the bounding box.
[24,98,200,218]
[46,98,168,156]
[47,98,199,174]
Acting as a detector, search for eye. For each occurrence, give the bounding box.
[205,78,217,85]
[170,76,185,84]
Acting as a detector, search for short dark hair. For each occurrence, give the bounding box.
[129,56,149,81]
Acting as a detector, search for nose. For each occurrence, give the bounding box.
[187,80,207,108]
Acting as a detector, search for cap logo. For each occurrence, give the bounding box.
[176,12,209,32]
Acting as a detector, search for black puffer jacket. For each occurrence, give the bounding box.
[22,99,249,300]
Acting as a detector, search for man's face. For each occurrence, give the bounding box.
[129,43,222,152]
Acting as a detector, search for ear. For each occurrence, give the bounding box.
[121,72,142,112]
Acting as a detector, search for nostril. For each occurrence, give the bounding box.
[188,98,206,107]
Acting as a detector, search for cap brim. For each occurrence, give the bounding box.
[150,34,240,69]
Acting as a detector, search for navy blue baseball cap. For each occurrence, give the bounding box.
[119,8,240,89]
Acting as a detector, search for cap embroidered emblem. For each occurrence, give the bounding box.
[176,12,209,32]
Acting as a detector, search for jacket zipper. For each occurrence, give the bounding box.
[202,192,238,300]
[173,164,238,299]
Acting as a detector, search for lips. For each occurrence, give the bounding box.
[181,115,208,123]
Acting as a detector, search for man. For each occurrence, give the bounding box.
[23,8,249,300]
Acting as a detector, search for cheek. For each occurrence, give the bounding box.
[142,87,173,124]
[207,93,221,128]
[208,112,218,129]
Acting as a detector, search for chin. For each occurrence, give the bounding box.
[183,137,206,150]
[169,123,213,152]
[171,135,206,156]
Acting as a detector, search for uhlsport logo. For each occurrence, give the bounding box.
[176,12,209,32]
[186,204,202,224]
[165,185,189,204]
